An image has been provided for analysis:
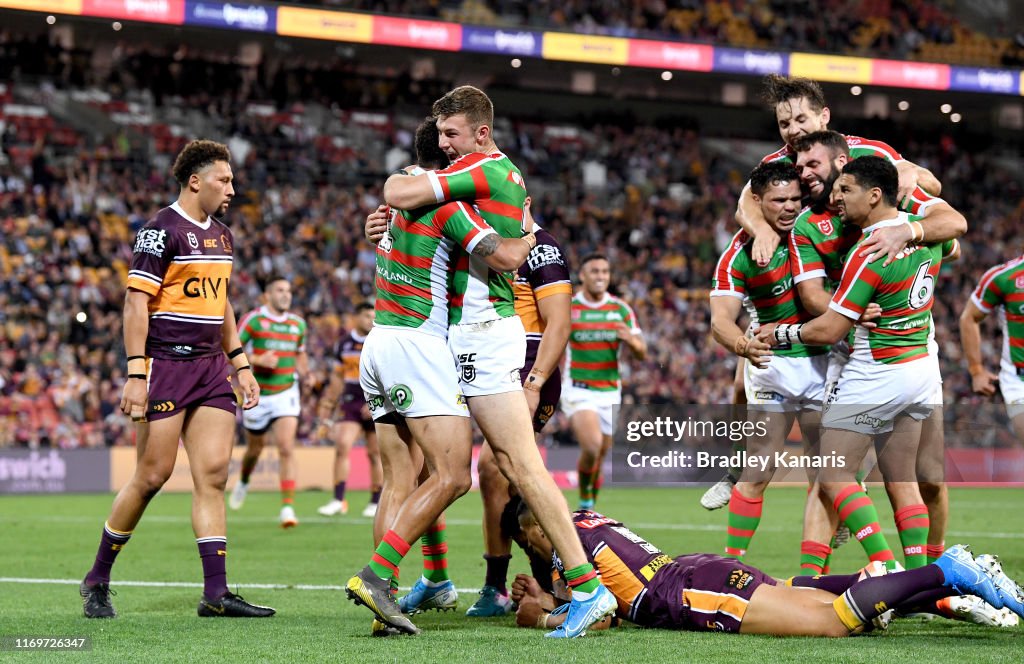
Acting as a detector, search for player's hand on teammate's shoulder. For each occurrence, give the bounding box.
[365,204,389,244]
[751,229,781,267]
[858,223,913,266]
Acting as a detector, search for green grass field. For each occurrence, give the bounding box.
[1,486,1021,662]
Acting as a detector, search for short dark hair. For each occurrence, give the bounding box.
[414,117,448,170]
[761,74,827,112]
[579,253,608,269]
[749,161,800,197]
[841,156,899,207]
[260,274,288,291]
[354,302,375,314]
[432,85,494,129]
[172,139,231,187]
[792,130,850,158]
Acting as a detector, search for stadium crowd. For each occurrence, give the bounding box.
[327,0,1024,67]
[1,37,1022,448]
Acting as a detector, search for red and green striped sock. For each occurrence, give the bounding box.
[725,487,762,558]
[578,460,598,503]
[895,504,930,569]
[368,530,411,582]
[280,479,295,506]
[420,521,449,583]
[799,540,832,574]
[834,484,896,570]
[926,543,945,564]
[565,563,600,597]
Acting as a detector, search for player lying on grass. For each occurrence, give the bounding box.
[509,500,1024,636]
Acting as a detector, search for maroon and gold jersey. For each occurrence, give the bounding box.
[125,203,234,360]
[553,511,673,623]
[514,227,572,363]
[333,330,367,386]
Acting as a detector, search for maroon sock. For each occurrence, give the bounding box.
[334,481,347,502]
[483,554,512,593]
[897,587,956,614]
[197,537,228,600]
[840,565,943,624]
[369,486,382,504]
[85,522,132,585]
[789,572,860,595]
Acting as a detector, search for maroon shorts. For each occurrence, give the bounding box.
[639,554,776,633]
[146,355,237,421]
[520,364,561,433]
[340,383,374,432]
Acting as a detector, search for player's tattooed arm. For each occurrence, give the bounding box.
[472,231,536,271]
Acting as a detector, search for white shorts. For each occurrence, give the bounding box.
[560,384,620,436]
[744,354,827,411]
[822,357,940,434]
[242,382,301,433]
[448,316,526,398]
[824,340,851,401]
[359,326,469,420]
[999,367,1024,418]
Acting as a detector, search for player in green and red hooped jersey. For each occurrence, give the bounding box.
[791,131,967,571]
[231,275,313,528]
[701,74,943,514]
[568,254,647,510]
[737,74,941,268]
[960,256,1024,446]
[381,88,619,638]
[758,157,959,573]
[710,160,830,563]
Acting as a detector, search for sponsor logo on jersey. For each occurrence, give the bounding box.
[134,228,167,257]
[184,277,229,299]
[171,345,193,355]
[728,569,754,590]
[220,234,232,253]
[526,244,564,271]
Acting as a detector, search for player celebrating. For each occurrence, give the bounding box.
[79,140,274,618]
[563,254,646,510]
[317,302,383,518]
[758,157,959,573]
[345,113,540,636]
[710,160,827,559]
[229,275,312,528]
[377,86,618,638]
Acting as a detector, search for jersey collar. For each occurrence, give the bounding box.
[577,291,611,308]
[259,305,291,323]
[170,201,213,230]
[863,211,908,234]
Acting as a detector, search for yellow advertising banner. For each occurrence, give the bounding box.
[0,0,82,12]
[276,7,372,43]
[789,53,873,84]
[110,446,342,493]
[542,32,629,65]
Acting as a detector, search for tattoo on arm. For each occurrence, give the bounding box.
[473,233,501,257]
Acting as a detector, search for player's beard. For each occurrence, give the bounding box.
[808,165,840,213]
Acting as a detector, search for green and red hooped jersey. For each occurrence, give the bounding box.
[712,230,826,357]
[970,255,1024,377]
[829,213,957,365]
[238,306,307,395]
[427,151,528,324]
[567,292,641,391]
